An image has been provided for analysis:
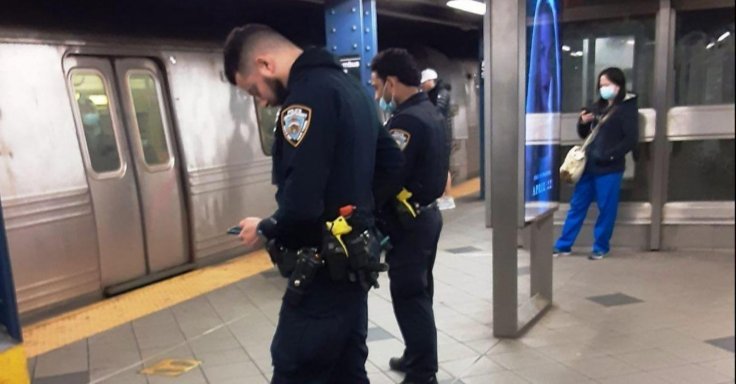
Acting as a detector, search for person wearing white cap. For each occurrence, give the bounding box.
[420,68,455,210]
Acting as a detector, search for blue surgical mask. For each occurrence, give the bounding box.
[378,82,396,114]
[600,85,617,101]
[82,112,100,126]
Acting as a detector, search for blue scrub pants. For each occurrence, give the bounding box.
[555,171,623,254]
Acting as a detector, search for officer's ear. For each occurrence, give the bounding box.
[255,55,277,77]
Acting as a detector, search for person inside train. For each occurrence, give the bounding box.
[78,97,118,172]
[554,67,639,260]
[372,50,448,384]
[223,24,402,384]
[420,68,455,211]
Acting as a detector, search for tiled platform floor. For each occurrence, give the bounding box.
[28,199,735,383]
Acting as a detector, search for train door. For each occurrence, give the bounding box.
[65,56,189,290]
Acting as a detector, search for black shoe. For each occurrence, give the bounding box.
[389,356,407,372]
[399,376,438,384]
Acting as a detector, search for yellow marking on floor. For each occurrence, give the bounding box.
[140,358,201,377]
[0,344,30,384]
[449,177,480,199]
[23,250,272,358]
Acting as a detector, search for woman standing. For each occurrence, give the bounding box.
[554,67,639,260]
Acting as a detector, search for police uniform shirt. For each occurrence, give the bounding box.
[269,48,388,249]
[386,92,449,206]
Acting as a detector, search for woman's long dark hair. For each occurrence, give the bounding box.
[596,67,627,109]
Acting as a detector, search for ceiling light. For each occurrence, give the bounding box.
[717,31,730,42]
[706,42,716,49]
[561,45,571,52]
[447,0,486,16]
[627,39,635,45]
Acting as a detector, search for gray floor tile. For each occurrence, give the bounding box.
[446,246,483,254]
[261,270,281,279]
[706,336,735,353]
[367,326,396,342]
[33,371,89,384]
[34,340,89,378]
[587,292,644,307]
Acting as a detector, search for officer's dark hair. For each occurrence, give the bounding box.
[370,48,421,87]
[223,24,291,85]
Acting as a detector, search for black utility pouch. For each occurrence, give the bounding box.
[266,239,298,278]
[285,248,323,305]
[344,230,374,272]
[321,229,349,282]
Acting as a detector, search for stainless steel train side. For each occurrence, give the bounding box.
[0,33,276,315]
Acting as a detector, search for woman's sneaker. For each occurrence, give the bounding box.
[553,248,571,257]
[589,251,607,260]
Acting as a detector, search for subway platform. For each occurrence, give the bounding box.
[23,196,734,384]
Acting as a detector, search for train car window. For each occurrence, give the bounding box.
[674,8,735,106]
[667,139,735,201]
[560,17,655,112]
[127,72,171,166]
[70,71,123,174]
[255,102,278,156]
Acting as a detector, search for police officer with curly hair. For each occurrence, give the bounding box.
[371,48,448,384]
[224,24,402,383]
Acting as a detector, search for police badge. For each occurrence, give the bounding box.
[281,105,312,147]
[389,129,411,151]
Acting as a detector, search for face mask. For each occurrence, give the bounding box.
[378,82,397,114]
[600,85,617,101]
[82,112,100,126]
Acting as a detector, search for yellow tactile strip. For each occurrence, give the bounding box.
[0,344,30,384]
[23,250,272,358]
[449,177,480,199]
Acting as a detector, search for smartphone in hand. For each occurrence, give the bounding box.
[227,226,242,236]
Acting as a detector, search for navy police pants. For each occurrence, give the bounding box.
[270,274,369,384]
[387,206,443,381]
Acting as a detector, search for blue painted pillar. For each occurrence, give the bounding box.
[0,198,21,342]
[324,0,378,97]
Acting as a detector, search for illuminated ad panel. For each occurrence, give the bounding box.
[524,0,561,218]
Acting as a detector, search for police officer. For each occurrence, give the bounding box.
[420,68,455,210]
[223,24,401,383]
[370,49,448,384]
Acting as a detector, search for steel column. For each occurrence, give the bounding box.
[488,0,526,337]
[649,0,675,250]
[324,0,378,97]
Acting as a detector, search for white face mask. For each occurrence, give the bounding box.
[600,85,618,101]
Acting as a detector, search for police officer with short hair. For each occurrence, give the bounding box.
[370,49,448,384]
[224,24,402,383]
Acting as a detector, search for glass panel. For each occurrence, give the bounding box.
[255,102,278,156]
[561,17,655,112]
[674,8,735,106]
[71,72,122,173]
[668,139,735,201]
[128,73,170,166]
[558,142,652,202]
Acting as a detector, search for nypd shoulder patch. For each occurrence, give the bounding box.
[281,105,312,147]
[390,129,411,151]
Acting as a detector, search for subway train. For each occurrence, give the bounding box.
[0,27,481,317]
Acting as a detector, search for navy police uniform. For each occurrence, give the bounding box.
[381,91,448,382]
[265,47,402,384]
